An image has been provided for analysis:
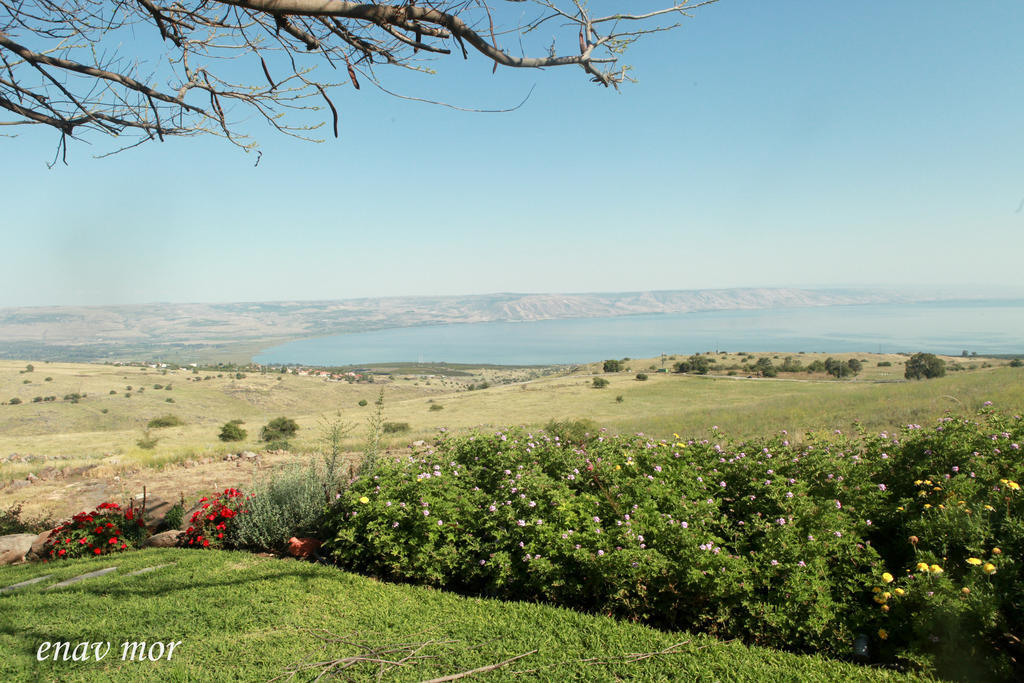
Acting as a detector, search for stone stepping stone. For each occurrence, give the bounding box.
[0,574,53,594]
[123,563,174,578]
[46,566,118,590]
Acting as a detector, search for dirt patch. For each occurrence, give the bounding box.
[0,451,365,524]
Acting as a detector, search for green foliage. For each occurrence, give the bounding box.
[905,353,946,380]
[229,466,330,552]
[261,416,299,442]
[219,421,247,442]
[429,403,445,411]
[878,361,893,367]
[615,395,624,403]
[358,399,368,407]
[602,359,622,373]
[323,409,1024,679]
[383,421,411,434]
[1009,359,1023,368]
[635,373,648,381]
[8,397,22,405]
[24,364,33,373]
[592,377,610,388]
[147,414,184,429]
[44,502,148,559]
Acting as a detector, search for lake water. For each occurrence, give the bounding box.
[253,300,1024,366]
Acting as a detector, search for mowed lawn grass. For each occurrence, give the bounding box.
[0,548,925,682]
[2,358,1023,484]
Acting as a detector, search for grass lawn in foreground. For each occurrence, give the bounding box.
[0,548,926,682]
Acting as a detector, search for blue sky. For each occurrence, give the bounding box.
[2,0,1023,307]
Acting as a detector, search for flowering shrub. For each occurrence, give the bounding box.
[44,502,148,560]
[324,407,1024,679]
[182,488,248,549]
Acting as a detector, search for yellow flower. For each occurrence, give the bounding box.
[966,558,982,566]
[1008,481,1021,491]
[938,504,945,510]
[962,587,970,595]
[914,480,923,486]
[882,592,891,600]
[615,465,621,470]
[673,433,679,439]
[897,506,905,511]
[894,588,905,596]
[358,496,370,504]
[924,480,933,486]
[880,604,890,612]
[933,486,942,492]
[916,562,930,572]
[924,504,932,509]
[929,564,943,574]
[878,629,888,640]
[992,547,1002,555]
[872,586,882,593]
[983,563,997,575]
[984,505,995,511]
[918,491,928,497]
[873,594,886,604]
[881,572,894,584]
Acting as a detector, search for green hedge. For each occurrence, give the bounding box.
[324,407,1024,679]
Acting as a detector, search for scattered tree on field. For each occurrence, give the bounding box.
[219,421,247,441]
[674,355,710,375]
[602,359,623,373]
[261,416,299,441]
[905,353,946,380]
[754,357,777,378]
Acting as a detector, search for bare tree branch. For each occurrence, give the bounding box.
[0,1,719,157]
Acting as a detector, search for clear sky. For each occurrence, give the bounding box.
[2,1,1023,307]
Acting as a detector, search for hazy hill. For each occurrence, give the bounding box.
[0,287,918,362]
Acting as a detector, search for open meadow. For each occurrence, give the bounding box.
[2,352,1022,521]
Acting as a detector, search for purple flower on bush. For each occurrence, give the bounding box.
[593,516,601,523]
[681,521,688,529]
[517,519,526,526]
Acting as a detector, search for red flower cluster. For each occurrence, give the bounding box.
[44,501,148,560]
[182,488,248,549]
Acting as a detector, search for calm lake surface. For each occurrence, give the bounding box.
[254,300,1024,366]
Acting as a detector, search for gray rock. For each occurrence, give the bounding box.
[0,533,37,565]
[143,530,183,548]
[25,529,56,561]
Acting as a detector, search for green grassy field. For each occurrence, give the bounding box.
[1,355,1022,486]
[0,548,925,682]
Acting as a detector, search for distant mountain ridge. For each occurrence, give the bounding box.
[0,287,930,360]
